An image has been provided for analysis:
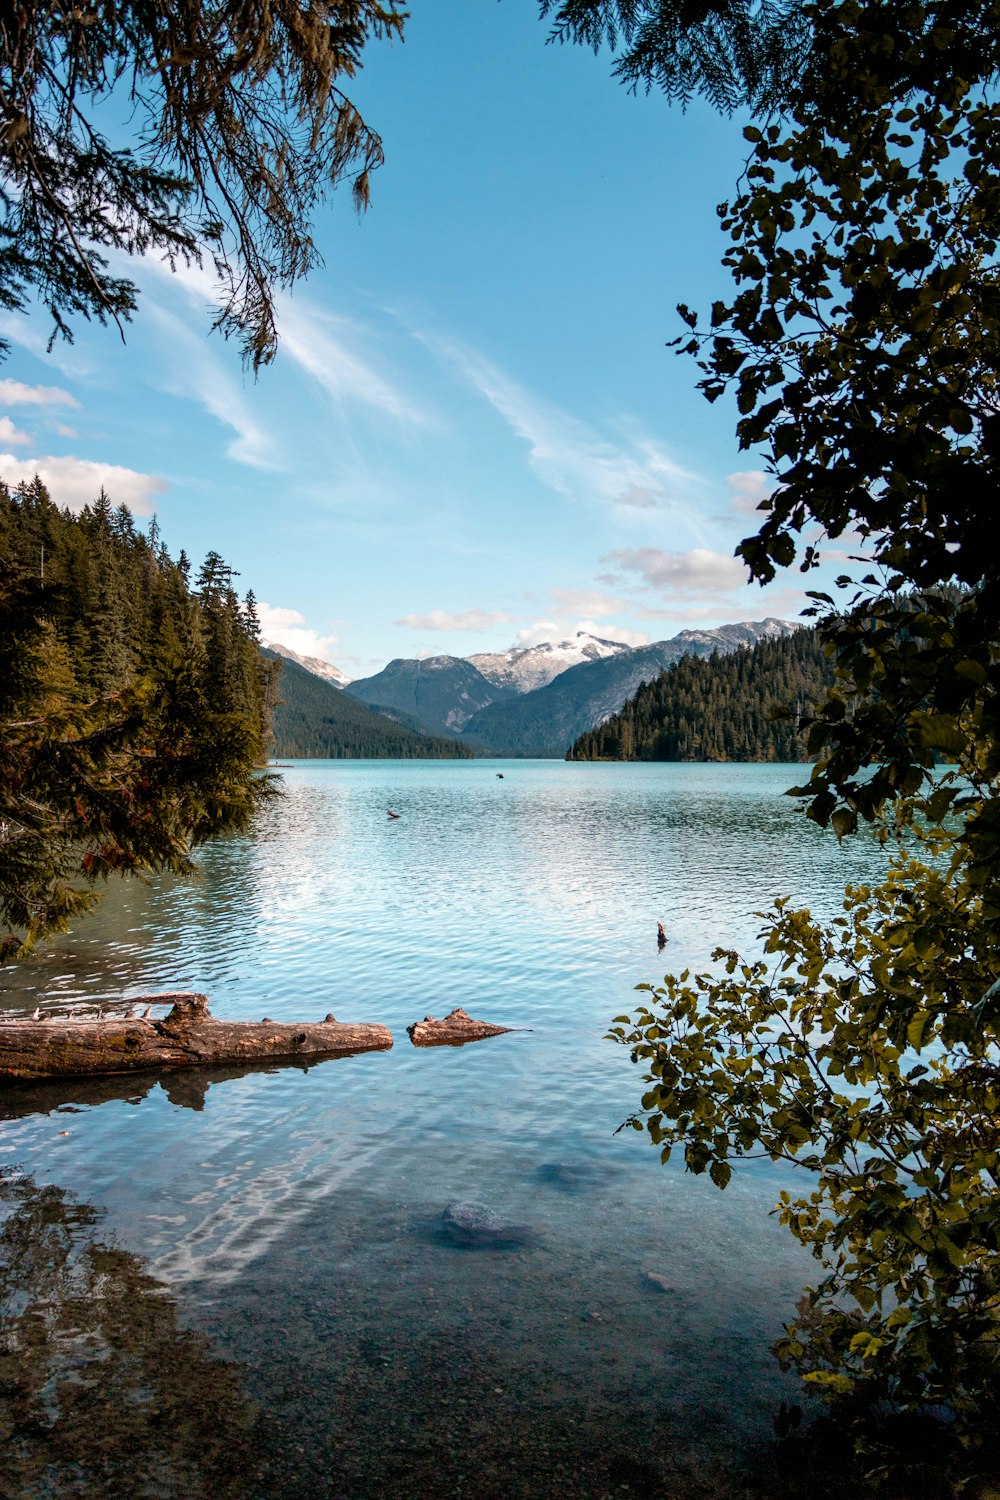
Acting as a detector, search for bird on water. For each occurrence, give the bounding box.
[387,810,401,819]
[657,922,667,948]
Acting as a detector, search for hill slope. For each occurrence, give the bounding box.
[567,629,833,761]
[265,651,473,758]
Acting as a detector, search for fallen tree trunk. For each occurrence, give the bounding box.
[0,993,393,1081]
[407,1007,519,1047]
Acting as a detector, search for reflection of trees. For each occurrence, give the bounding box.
[0,1170,254,1499]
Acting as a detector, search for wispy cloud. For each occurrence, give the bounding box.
[418,331,705,525]
[0,453,165,514]
[143,299,277,470]
[0,378,80,409]
[394,608,514,631]
[0,316,95,378]
[140,256,425,429]
[278,298,427,426]
[601,546,749,596]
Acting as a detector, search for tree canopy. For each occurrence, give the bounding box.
[0,0,405,367]
[0,478,278,959]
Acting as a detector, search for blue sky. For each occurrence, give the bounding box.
[0,0,833,677]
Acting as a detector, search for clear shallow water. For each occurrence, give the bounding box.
[0,761,887,1498]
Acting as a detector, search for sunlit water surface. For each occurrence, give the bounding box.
[0,761,888,1498]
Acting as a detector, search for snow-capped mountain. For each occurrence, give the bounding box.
[461,618,803,754]
[262,639,352,687]
[468,632,631,694]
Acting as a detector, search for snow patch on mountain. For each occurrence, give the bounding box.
[468,632,631,694]
[263,639,352,687]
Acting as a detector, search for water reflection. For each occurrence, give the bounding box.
[0,1058,338,1121]
[0,1169,255,1498]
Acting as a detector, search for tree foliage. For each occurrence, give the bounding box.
[0,0,405,367]
[540,0,812,113]
[602,0,1000,1474]
[568,627,832,761]
[674,0,1000,856]
[0,478,278,959]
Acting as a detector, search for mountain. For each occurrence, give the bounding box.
[265,651,473,758]
[568,627,832,761]
[262,638,352,687]
[467,632,631,694]
[460,618,801,756]
[344,655,514,736]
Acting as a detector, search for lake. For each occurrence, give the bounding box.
[0,761,887,1498]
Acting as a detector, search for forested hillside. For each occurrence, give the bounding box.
[267,651,474,758]
[0,477,277,955]
[567,629,832,761]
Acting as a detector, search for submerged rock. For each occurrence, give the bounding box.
[441,1199,532,1248]
[536,1161,618,1194]
[643,1270,676,1294]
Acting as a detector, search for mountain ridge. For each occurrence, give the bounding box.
[262,638,352,687]
[266,617,802,756]
[460,618,801,755]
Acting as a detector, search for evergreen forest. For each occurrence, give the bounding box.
[567,629,832,761]
[0,478,278,956]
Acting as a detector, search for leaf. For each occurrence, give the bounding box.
[709,1159,732,1189]
[907,1010,933,1051]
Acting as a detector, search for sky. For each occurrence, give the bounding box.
[0,0,834,679]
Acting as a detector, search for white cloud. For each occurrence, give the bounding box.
[0,416,30,447]
[0,379,80,409]
[727,470,774,514]
[603,546,749,595]
[258,603,340,663]
[419,332,705,526]
[394,608,514,631]
[0,453,165,514]
[56,424,78,438]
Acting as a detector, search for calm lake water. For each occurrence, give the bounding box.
[0,761,888,1499]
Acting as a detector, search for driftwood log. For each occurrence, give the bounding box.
[0,993,393,1081]
[406,1007,518,1047]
